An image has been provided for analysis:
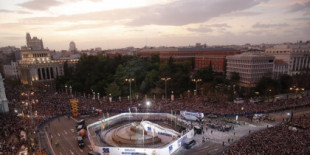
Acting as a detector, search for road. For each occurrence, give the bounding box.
[42,107,310,155]
[44,115,101,155]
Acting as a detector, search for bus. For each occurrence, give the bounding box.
[180,111,204,121]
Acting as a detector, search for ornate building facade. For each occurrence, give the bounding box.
[18,33,78,85]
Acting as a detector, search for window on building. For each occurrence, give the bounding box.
[37,68,41,80]
[50,67,54,79]
[46,68,50,79]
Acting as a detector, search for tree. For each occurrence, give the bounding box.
[255,77,279,95]
[194,67,213,82]
[105,82,121,97]
[230,72,240,84]
[279,74,293,93]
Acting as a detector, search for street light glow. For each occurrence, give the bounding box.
[146,101,151,106]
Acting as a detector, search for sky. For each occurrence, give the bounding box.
[0,0,309,50]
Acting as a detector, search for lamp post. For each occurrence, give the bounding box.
[125,78,135,105]
[146,101,151,112]
[268,89,272,103]
[192,78,202,95]
[21,91,35,146]
[65,85,68,94]
[69,85,72,96]
[161,77,171,101]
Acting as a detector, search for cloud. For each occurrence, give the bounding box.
[18,0,63,10]
[187,23,231,33]
[187,26,213,33]
[56,22,110,31]
[128,0,266,26]
[67,0,102,2]
[252,23,289,28]
[209,24,231,28]
[0,9,32,14]
[288,1,310,13]
[22,0,266,26]
[290,17,310,21]
[222,11,262,17]
[17,11,32,14]
[0,9,14,13]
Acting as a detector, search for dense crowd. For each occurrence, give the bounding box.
[224,114,310,154]
[1,85,310,154]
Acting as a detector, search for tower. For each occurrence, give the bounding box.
[69,41,77,52]
[25,33,44,50]
[26,33,31,48]
[0,73,9,113]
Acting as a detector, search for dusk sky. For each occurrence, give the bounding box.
[0,0,309,50]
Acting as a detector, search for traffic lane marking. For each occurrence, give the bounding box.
[58,131,82,155]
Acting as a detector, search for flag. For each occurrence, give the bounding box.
[101,121,105,130]
[129,108,131,113]
[152,128,155,137]
[107,112,110,118]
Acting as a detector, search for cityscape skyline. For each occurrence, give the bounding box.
[0,0,309,50]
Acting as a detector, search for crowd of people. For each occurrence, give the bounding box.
[224,114,310,154]
[1,84,310,154]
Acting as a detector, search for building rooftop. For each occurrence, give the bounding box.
[274,59,288,65]
[227,52,274,59]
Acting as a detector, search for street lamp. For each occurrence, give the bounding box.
[65,85,68,94]
[161,77,171,101]
[21,91,35,138]
[146,101,151,112]
[269,89,272,102]
[192,78,202,94]
[125,78,135,105]
[69,85,72,96]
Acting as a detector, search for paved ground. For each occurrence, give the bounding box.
[44,115,102,155]
[43,107,310,155]
[173,118,272,155]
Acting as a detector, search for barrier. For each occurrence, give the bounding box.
[87,113,194,155]
[38,102,310,154]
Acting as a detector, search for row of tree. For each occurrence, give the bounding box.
[56,54,309,99]
[57,54,198,97]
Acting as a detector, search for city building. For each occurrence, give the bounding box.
[26,33,44,50]
[273,59,289,79]
[18,33,79,85]
[264,41,310,75]
[69,41,77,52]
[3,61,19,79]
[137,47,241,72]
[0,73,8,113]
[95,47,102,52]
[226,53,275,87]
[18,49,64,85]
